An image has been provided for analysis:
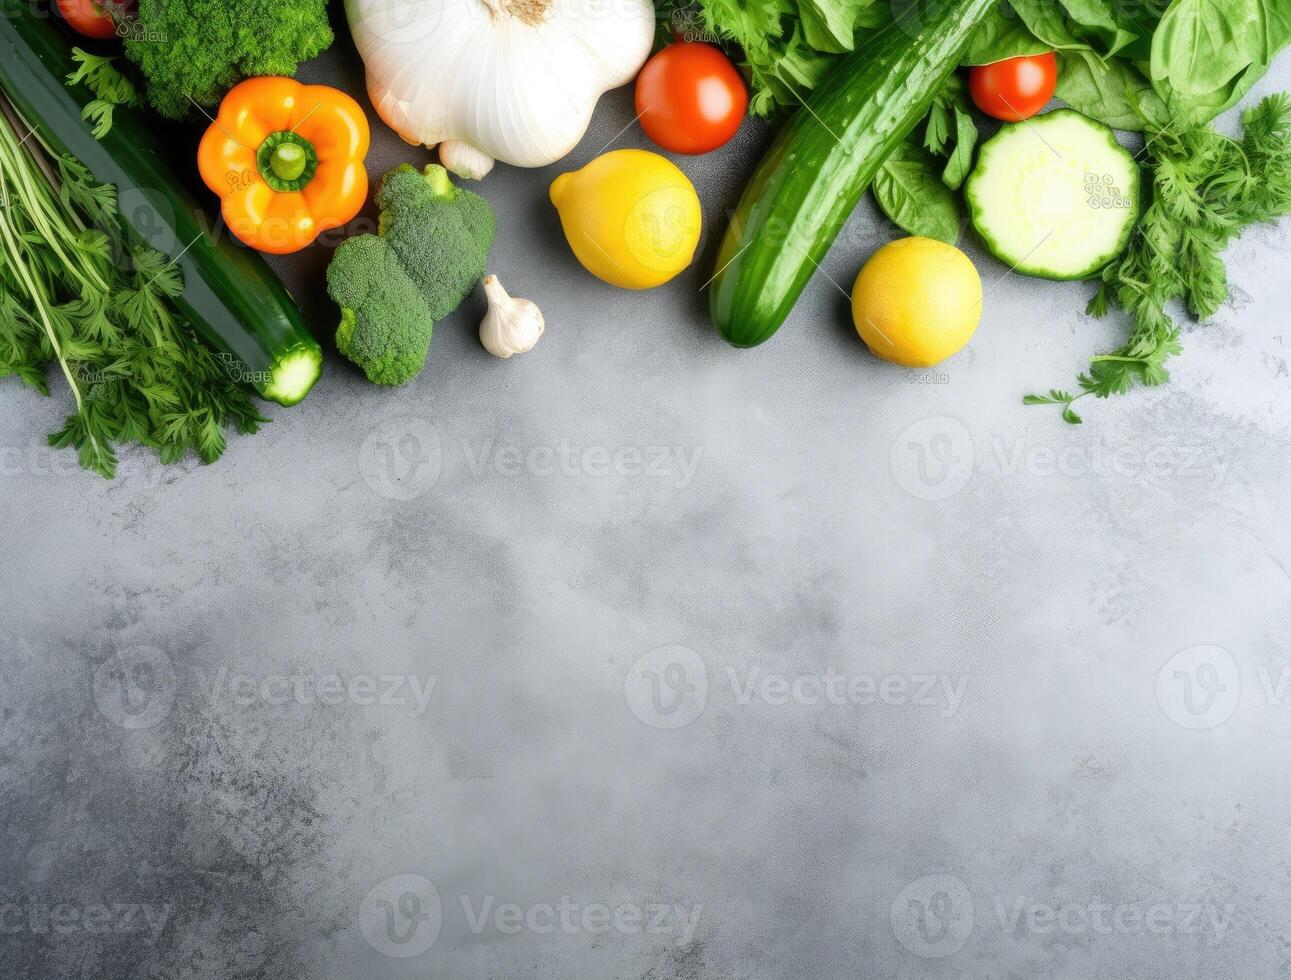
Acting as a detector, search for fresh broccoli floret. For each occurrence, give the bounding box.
[328,237,435,387]
[326,164,495,386]
[376,165,497,319]
[125,0,334,118]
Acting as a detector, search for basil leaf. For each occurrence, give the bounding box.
[1007,0,1096,51]
[1150,0,1291,97]
[1056,0,1138,56]
[961,5,1050,64]
[941,106,978,190]
[1161,58,1269,126]
[1055,50,1168,130]
[873,140,964,244]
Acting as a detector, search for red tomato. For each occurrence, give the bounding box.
[55,0,132,39]
[635,42,747,155]
[968,52,1058,122]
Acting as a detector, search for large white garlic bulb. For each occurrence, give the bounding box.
[345,0,656,179]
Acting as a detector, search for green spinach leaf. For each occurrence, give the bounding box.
[873,140,964,243]
[1008,0,1098,51]
[1057,0,1138,56]
[1150,0,1291,97]
[961,5,1049,64]
[1055,50,1168,130]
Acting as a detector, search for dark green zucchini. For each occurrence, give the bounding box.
[0,0,321,405]
[709,0,997,348]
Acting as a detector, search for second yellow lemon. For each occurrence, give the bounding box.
[550,149,701,290]
[851,237,982,367]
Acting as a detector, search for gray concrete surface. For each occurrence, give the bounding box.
[4,12,1291,980]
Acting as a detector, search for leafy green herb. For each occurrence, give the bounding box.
[1150,0,1291,122]
[1054,49,1168,132]
[961,4,1051,65]
[0,96,267,477]
[66,48,140,140]
[1027,94,1291,422]
[656,0,889,117]
[925,76,979,190]
[873,139,964,244]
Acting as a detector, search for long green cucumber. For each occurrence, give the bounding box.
[0,1,322,405]
[709,0,997,348]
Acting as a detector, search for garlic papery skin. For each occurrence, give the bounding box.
[480,275,545,358]
[345,0,655,180]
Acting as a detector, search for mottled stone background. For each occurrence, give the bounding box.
[3,6,1291,979]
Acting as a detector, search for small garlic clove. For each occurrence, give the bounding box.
[439,140,495,181]
[480,275,545,358]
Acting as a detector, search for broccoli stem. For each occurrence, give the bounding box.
[423,164,456,200]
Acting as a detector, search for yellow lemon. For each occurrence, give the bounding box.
[851,237,982,367]
[549,149,701,290]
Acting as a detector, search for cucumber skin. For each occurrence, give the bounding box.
[964,109,1141,281]
[0,2,321,406]
[709,0,997,348]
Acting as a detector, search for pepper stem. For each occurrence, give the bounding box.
[270,142,307,182]
[255,131,319,193]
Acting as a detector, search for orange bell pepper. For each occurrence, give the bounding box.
[198,77,370,255]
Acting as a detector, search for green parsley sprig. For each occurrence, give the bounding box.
[0,90,267,478]
[1027,94,1291,423]
[66,47,141,140]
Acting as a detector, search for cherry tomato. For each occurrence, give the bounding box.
[635,42,748,155]
[55,0,132,39]
[968,52,1058,122]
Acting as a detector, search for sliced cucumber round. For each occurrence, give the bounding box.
[965,109,1140,281]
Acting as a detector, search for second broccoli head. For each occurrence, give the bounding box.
[327,164,495,386]
[126,0,334,118]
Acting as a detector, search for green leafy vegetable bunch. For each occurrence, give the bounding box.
[123,0,334,117]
